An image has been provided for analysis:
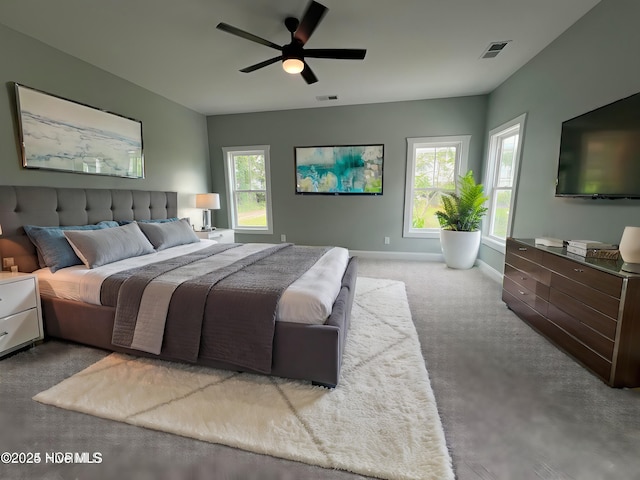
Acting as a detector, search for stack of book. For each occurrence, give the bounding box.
[535,237,564,247]
[566,240,620,259]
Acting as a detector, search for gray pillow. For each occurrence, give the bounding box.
[137,218,200,250]
[24,221,119,272]
[64,222,155,268]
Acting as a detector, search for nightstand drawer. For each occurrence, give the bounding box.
[0,277,38,318]
[0,309,41,353]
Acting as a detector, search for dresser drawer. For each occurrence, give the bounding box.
[0,277,38,318]
[543,254,622,298]
[504,264,550,300]
[503,288,548,328]
[547,303,615,360]
[550,273,620,319]
[503,276,549,316]
[505,289,612,381]
[506,252,552,286]
[0,309,41,353]
[549,289,617,340]
[506,239,544,265]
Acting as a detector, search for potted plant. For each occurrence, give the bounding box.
[435,170,488,269]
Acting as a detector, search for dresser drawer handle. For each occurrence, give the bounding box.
[574,268,585,273]
[518,247,528,251]
[520,276,527,281]
[0,331,8,338]
[518,290,526,295]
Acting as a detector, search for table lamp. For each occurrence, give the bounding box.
[619,226,640,273]
[195,193,220,231]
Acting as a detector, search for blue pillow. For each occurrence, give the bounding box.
[24,221,119,273]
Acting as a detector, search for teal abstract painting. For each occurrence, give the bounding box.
[295,145,383,194]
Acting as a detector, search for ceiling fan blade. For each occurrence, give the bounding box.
[294,1,328,46]
[216,22,282,51]
[240,56,283,73]
[300,62,318,84]
[304,48,367,60]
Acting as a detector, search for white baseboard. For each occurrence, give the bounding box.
[352,250,504,283]
[350,250,444,262]
[476,259,503,283]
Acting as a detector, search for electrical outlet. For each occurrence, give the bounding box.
[281,234,287,242]
[384,237,390,245]
[3,257,15,268]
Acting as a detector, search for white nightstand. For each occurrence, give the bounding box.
[0,272,44,358]
[195,228,235,243]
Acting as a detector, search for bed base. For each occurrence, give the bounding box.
[42,256,358,388]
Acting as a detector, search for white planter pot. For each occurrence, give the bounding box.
[440,229,482,269]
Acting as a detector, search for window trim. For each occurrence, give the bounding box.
[482,113,527,253]
[222,145,273,235]
[403,135,471,239]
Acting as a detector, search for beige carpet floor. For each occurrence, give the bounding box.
[33,277,453,480]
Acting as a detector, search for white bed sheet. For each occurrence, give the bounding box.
[36,241,349,325]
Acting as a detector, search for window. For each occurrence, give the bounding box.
[483,114,526,251]
[222,145,273,234]
[403,135,470,238]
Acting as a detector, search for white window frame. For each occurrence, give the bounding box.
[482,113,526,253]
[403,135,471,238]
[222,145,273,235]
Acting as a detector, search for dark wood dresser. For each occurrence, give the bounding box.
[503,238,640,387]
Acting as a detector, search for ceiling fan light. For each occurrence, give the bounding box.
[283,58,304,74]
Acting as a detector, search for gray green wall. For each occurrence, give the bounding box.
[4,0,632,267]
[480,0,640,271]
[0,24,210,218]
[208,96,487,253]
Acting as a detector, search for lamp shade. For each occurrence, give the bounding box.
[195,193,220,210]
[619,226,640,273]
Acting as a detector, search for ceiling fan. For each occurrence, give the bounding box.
[216,0,367,84]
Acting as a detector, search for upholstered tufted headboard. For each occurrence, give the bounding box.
[0,186,178,273]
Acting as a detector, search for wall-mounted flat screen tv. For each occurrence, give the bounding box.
[555,91,640,199]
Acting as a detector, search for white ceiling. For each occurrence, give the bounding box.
[0,0,600,116]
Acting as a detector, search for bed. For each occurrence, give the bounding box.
[0,186,357,387]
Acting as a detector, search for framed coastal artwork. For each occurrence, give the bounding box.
[294,144,384,195]
[15,83,144,178]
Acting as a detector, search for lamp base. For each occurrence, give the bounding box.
[201,209,212,231]
[621,262,640,274]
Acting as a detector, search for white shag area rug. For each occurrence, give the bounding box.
[34,277,453,480]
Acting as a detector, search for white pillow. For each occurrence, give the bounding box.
[64,222,155,268]
[137,218,200,250]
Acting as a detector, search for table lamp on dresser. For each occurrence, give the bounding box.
[195,193,220,231]
[619,226,640,273]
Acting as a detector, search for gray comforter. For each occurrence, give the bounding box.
[102,243,329,373]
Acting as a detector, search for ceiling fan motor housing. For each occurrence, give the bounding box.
[283,42,304,62]
[284,17,300,34]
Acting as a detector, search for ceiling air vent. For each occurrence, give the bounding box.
[316,95,339,102]
[481,41,511,59]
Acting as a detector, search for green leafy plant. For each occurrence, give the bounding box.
[435,170,489,231]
